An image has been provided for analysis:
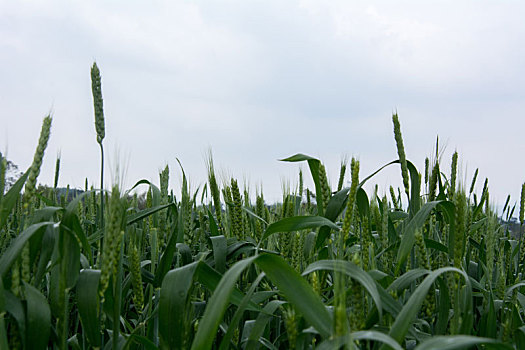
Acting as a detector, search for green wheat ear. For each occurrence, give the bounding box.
[449,151,458,199]
[91,62,105,144]
[520,183,525,225]
[341,158,359,242]
[99,186,126,300]
[392,113,409,198]
[24,115,52,207]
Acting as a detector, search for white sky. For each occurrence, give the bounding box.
[1,0,524,209]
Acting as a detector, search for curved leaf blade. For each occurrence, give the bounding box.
[76,269,101,347]
[260,216,339,244]
[24,282,51,350]
[160,262,199,350]
[303,260,382,320]
[414,335,512,350]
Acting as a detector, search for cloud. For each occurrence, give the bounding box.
[1,0,524,204]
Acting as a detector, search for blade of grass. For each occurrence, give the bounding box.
[23,281,51,349]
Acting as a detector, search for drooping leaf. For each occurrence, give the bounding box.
[159,262,199,350]
[303,260,382,320]
[76,269,101,347]
[0,171,28,227]
[395,201,454,273]
[260,216,339,244]
[280,154,324,215]
[317,331,403,350]
[24,282,51,350]
[210,236,227,273]
[244,300,286,350]
[382,267,471,349]
[413,335,512,350]
[0,222,53,278]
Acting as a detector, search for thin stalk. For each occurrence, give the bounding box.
[58,254,68,350]
[112,241,124,349]
[99,142,104,264]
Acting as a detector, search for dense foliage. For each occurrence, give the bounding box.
[1,65,525,349]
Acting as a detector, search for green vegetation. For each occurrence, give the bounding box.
[1,65,525,349]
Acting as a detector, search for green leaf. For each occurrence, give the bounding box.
[0,318,8,350]
[0,222,53,278]
[413,335,512,350]
[154,217,180,287]
[315,187,351,248]
[0,278,8,350]
[207,208,220,236]
[424,238,448,253]
[159,262,199,350]
[191,256,258,350]
[280,153,319,162]
[303,260,382,320]
[280,154,324,215]
[32,226,56,287]
[62,191,93,265]
[0,170,28,227]
[387,268,429,293]
[193,262,259,312]
[76,269,101,347]
[210,236,227,273]
[4,291,26,348]
[244,300,286,350]
[123,334,158,350]
[30,206,63,224]
[23,282,51,350]
[176,243,192,266]
[356,187,370,218]
[435,277,451,335]
[260,216,339,244]
[127,203,174,225]
[381,267,471,349]
[406,160,421,217]
[325,187,351,221]
[192,254,332,349]
[254,254,332,338]
[219,273,266,350]
[318,331,403,350]
[0,278,4,313]
[58,219,81,289]
[395,201,454,273]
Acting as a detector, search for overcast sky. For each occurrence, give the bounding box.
[1,0,524,208]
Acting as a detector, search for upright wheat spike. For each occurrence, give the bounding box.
[485,214,496,289]
[453,190,467,268]
[519,183,525,267]
[450,151,458,199]
[91,62,106,244]
[99,186,126,300]
[91,63,105,144]
[341,158,360,243]
[207,153,223,232]
[298,169,303,199]
[469,168,479,196]
[424,157,429,186]
[0,153,5,197]
[129,241,144,312]
[24,115,52,208]
[21,115,52,283]
[159,165,169,245]
[337,156,348,192]
[230,178,244,240]
[392,113,409,199]
[318,163,331,214]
